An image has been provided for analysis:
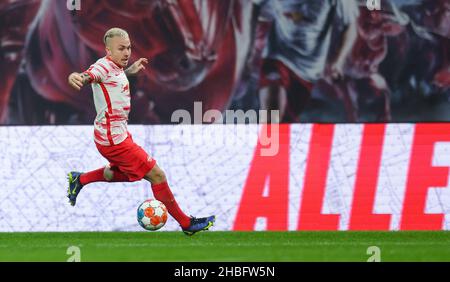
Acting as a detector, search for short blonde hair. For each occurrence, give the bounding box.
[103,28,129,46]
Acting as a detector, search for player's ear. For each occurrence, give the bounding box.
[105,46,111,57]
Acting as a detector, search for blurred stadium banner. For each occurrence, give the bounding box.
[1,123,450,232]
[1,0,449,125]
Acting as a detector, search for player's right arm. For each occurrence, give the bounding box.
[68,61,108,91]
[68,72,92,91]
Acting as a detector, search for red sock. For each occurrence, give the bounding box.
[151,181,191,229]
[79,167,130,185]
[79,168,105,185]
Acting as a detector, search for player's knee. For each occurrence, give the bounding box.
[370,73,388,90]
[103,167,114,181]
[151,167,167,183]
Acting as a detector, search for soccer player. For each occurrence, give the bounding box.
[250,0,359,122]
[66,28,215,236]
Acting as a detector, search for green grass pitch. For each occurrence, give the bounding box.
[0,231,449,262]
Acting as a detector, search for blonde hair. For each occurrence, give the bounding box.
[103,28,129,46]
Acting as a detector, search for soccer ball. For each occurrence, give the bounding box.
[137,199,168,231]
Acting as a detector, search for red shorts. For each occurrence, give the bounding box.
[95,134,156,182]
[260,58,313,91]
[259,58,314,122]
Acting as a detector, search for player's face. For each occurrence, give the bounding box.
[106,36,131,68]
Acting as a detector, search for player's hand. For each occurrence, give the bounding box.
[433,69,450,89]
[68,72,84,91]
[329,60,345,81]
[125,58,148,76]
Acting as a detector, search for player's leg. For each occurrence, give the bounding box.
[143,164,190,228]
[259,85,286,123]
[82,164,130,183]
[281,68,314,123]
[368,73,391,122]
[67,165,132,206]
[258,59,287,123]
[143,165,215,236]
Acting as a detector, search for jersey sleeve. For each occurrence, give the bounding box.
[83,61,110,83]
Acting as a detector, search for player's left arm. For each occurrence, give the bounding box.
[329,20,358,80]
[125,58,148,77]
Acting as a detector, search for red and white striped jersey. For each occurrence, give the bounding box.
[84,56,130,146]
